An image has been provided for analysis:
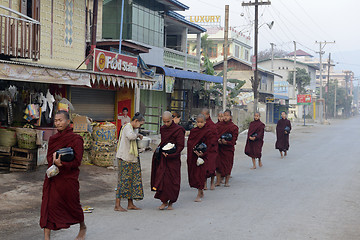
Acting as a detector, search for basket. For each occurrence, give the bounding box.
[0,129,17,147]
[16,128,37,149]
[92,122,116,143]
[82,150,92,165]
[90,150,115,167]
[77,132,93,150]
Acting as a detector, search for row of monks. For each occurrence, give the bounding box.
[151,109,239,207]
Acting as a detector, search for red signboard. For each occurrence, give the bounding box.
[297,94,312,105]
[93,48,138,77]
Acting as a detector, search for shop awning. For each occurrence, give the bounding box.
[156,66,223,83]
[274,94,289,100]
[90,72,156,89]
[0,60,156,89]
[0,60,91,86]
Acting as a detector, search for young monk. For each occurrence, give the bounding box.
[201,108,218,190]
[151,111,185,210]
[40,111,86,240]
[187,114,216,202]
[275,111,292,158]
[215,109,239,187]
[245,112,265,169]
[172,111,181,125]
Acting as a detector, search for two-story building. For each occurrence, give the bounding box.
[97,0,222,132]
[212,56,280,124]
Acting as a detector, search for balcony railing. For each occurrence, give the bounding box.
[0,14,40,60]
[164,47,200,72]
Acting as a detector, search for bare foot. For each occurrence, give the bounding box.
[75,224,86,240]
[194,196,202,202]
[167,204,174,210]
[224,183,230,187]
[259,161,263,167]
[210,184,215,190]
[284,151,287,156]
[215,183,221,187]
[159,202,168,210]
[114,206,127,212]
[204,186,208,190]
[127,205,142,210]
[250,167,256,170]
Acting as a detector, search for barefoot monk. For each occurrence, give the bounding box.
[187,114,216,202]
[151,111,185,210]
[201,108,218,190]
[40,111,86,240]
[245,112,265,169]
[275,111,292,158]
[215,109,239,187]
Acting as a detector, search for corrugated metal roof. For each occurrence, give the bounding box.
[155,66,223,83]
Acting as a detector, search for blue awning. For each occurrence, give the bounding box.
[274,94,289,100]
[157,66,223,83]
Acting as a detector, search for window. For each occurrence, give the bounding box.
[207,45,218,58]
[235,45,240,58]
[20,0,40,20]
[245,50,249,61]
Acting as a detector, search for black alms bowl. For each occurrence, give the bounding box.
[162,143,177,154]
[56,147,75,162]
[194,142,207,153]
[221,133,233,141]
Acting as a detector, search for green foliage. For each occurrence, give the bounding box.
[192,34,214,57]
[241,115,254,132]
[323,82,352,117]
[287,67,311,93]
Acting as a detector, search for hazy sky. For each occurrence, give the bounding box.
[180,0,360,78]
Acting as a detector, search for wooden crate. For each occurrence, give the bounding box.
[0,146,11,172]
[10,147,37,172]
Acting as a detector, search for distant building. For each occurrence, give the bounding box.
[187,26,252,63]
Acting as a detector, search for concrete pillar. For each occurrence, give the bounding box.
[196,33,201,57]
[181,27,188,53]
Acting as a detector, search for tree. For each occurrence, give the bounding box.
[258,48,289,61]
[192,34,213,58]
[287,67,311,94]
[323,82,353,118]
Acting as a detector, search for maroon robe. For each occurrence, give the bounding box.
[216,120,239,177]
[275,118,292,151]
[40,127,84,230]
[205,117,218,178]
[187,125,215,189]
[244,120,265,159]
[151,122,185,203]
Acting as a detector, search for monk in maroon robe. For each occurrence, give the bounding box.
[201,108,218,190]
[275,111,292,158]
[245,112,265,169]
[187,114,216,202]
[151,111,185,210]
[40,111,86,240]
[215,109,239,187]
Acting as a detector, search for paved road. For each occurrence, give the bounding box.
[3,117,360,240]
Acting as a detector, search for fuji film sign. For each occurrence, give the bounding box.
[93,49,138,77]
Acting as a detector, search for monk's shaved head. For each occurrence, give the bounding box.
[162,111,173,127]
[197,114,206,121]
[162,111,173,120]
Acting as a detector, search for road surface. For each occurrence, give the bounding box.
[1,117,360,240]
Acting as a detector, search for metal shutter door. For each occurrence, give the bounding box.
[71,87,115,121]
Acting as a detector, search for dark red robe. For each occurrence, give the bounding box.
[244,120,265,159]
[151,122,185,203]
[216,120,239,177]
[205,117,218,178]
[40,127,84,230]
[187,125,215,190]
[275,118,292,151]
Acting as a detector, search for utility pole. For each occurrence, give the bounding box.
[334,80,337,118]
[222,5,229,111]
[344,71,350,118]
[242,0,271,113]
[270,42,275,71]
[326,53,331,119]
[91,0,98,50]
[315,40,335,123]
[293,41,296,97]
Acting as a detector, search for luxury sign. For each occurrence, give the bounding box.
[94,49,138,77]
[187,15,221,25]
